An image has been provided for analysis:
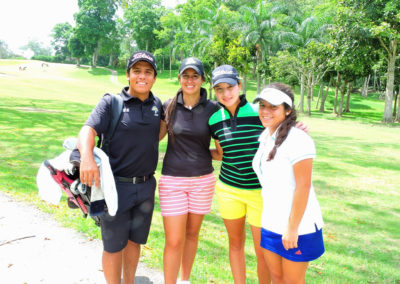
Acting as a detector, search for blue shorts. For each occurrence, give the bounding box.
[261,226,325,262]
[100,176,156,253]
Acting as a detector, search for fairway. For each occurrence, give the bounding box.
[0,60,399,283]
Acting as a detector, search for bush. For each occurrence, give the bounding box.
[31,55,56,62]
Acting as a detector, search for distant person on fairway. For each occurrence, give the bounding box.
[77,51,163,284]
[252,83,325,283]
[158,57,221,284]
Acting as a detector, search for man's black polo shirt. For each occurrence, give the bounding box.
[162,88,220,177]
[85,87,163,177]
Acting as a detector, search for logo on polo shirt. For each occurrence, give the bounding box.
[152,105,159,116]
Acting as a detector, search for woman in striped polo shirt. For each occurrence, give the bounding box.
[208,65,270,284]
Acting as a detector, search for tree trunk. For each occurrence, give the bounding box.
[333,72,340,114]
[319,77,331,112]
[344,82,352,113]
[316,80,325,109]
[361,75,370,98]
[169,54,172,80]
[337,81,346,117]
[252,62,256,80]
[108,53,114,66]
[256,49,262,94]
[298,73,305,113]
[306,73,312,116]
[393,90,398,118]
[382,39,397,123]
[92,46,99,67]
[306,86,312,116]
[242,72,247,94]
[76,57,80,67]
[311,75,315,101]
[396,86,400,122]
[145,40,149,51]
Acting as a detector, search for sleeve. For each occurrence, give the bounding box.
[287,128,316,165]
[84,94,112,136]
[208,113,219,140]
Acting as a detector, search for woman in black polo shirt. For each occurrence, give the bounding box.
[158,58,221,284]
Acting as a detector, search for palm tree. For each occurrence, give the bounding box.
[278,15,329,113]
[240,0,282,94]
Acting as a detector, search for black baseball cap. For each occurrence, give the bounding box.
[179,57,205,77]
[212,65,240,87]
[127,51,157,75]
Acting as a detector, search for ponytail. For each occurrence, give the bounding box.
[265,83,297,161]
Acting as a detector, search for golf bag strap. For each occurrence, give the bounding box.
[97,93,124,155]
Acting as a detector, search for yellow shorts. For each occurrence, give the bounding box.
[215,180,262,227]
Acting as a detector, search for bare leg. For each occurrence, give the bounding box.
[223,217,246,284]
[122,240,141,284]
[282,258,308,284]
[250,226,271,284]
[163,214,188,284]
[102,250,123,284]
[263,246,308,284]
[262,249,284,284]
[180,213,205,281]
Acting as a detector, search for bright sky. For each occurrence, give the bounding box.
[0,0,183,55]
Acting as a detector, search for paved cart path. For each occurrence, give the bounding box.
[0,191,164,284]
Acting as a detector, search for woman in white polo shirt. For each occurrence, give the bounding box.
[252,83,324,283]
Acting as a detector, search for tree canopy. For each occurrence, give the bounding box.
[3,0,394,122]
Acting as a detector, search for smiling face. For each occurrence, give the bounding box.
[179,68,204,96]
[126,61,156,99]
[258,99,290,134]
[214,82,241,115]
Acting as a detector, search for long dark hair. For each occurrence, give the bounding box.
[164,88,182,140]
[265,82,297,161]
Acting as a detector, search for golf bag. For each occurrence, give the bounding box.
[42,155,101,226]
[37,93,122,226]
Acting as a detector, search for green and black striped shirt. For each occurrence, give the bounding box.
[209,95,264,190]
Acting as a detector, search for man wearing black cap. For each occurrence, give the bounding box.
[77,50,163,284]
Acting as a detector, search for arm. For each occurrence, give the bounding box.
[159,119,167,141]
[210,139,223,161]
[77,125,100,188]
[282,158,313,250]
[295,121,309,134]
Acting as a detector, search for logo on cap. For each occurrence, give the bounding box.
[132,52,154,62]
[213,70,236,76]
[185,58,197,65]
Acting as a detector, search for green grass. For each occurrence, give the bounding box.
[0,59,399,283]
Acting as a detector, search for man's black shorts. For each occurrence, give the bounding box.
[100,176,156,253]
